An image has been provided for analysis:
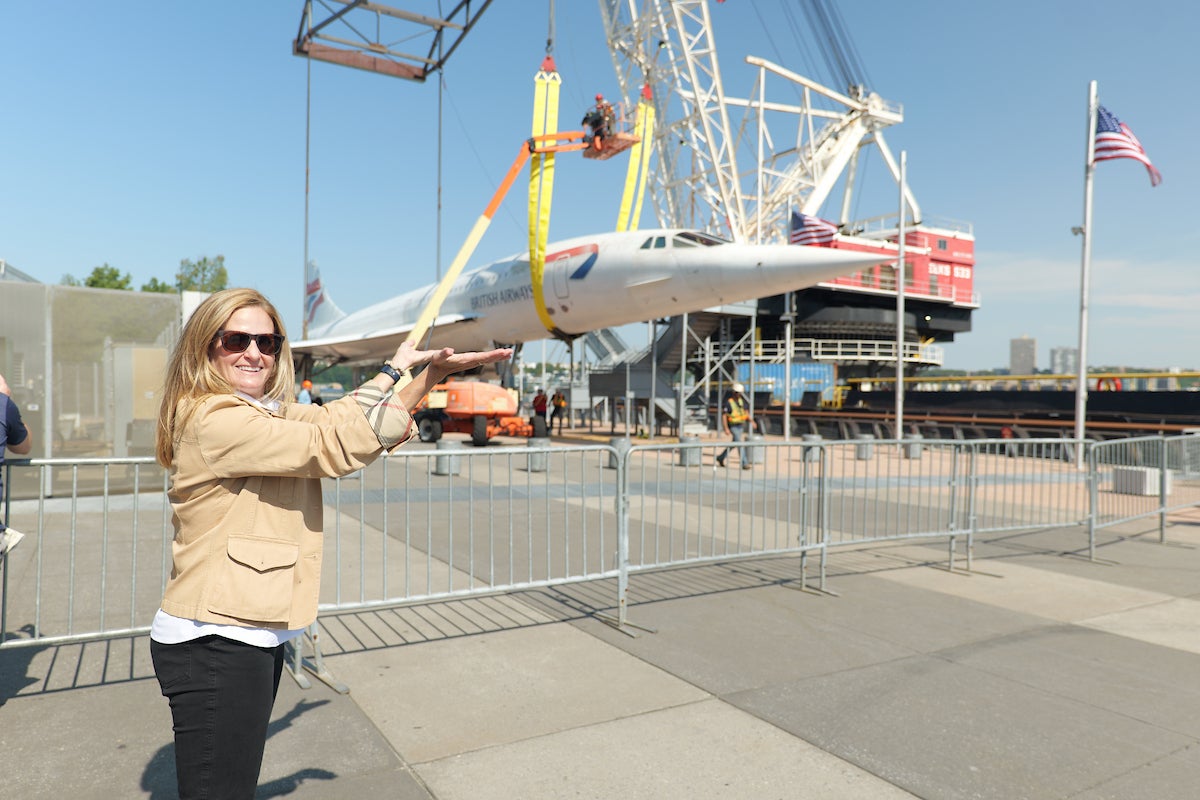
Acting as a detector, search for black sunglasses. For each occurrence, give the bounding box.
[214,330,285,356]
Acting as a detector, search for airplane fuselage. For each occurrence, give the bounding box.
[299,228,890,361]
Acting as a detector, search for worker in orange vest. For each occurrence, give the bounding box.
[715,383,752,469]
[550,389,568,434]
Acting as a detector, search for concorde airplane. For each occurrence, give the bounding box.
[292,228,891,365]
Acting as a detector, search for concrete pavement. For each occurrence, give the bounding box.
[3,511,1200,798]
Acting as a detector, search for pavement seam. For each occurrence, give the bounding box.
[406,695,716,769]
[1063,740,1200,799]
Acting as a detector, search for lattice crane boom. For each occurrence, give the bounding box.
[598,0,915,242]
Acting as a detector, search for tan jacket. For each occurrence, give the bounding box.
[159,390,413,630]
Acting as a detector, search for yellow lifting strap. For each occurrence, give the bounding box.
[404,144,532,355]
[615,85,655,233]
[528,55,561,337]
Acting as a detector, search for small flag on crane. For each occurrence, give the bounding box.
[1093,105,1161,186]
[789,212,839,246]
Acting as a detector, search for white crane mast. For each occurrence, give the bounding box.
[599,1,745,239]
[597,0,919,242]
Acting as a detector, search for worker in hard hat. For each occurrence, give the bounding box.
[715,382,752,469]
[582,93,616,148]
[297,379,313,405]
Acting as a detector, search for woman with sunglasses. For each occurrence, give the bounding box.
[150,288,510,799]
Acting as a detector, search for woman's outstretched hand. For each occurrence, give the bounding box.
[390,340,513,382]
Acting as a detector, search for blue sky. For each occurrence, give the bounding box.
[2,2,1196,371]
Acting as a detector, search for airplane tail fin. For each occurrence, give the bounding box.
[304,260,347,334]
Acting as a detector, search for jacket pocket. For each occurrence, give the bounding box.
[207,535,300,624]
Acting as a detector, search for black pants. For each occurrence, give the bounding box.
[151,635,286,799]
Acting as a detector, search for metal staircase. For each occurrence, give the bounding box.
[583,327,638,368]
[584,311,736,432]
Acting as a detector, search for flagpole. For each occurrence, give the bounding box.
[785,198,792,443]
[1074,80,1098,468]
[895,151,906,441]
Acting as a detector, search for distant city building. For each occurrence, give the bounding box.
[1010,336,1036,375]
[1049,346,1079,375]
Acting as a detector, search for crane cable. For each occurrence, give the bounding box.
[615,83,655,232]
[527,3,562,337]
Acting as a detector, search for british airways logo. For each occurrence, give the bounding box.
[546,243,600,280]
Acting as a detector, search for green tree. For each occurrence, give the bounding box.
[141,276,176,293]
[60,264,133,289]
[176,255,228,293]
[89,264,135,290]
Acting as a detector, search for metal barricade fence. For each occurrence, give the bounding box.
[3,435,1200,650]
[619,440,827,591]
[315,443,621,612]
[1,458,173,648]
[621,438,1093,578]
[0,445,625,648]
[1090,435,1200,547]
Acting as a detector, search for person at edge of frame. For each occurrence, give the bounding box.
[0,371,32,537]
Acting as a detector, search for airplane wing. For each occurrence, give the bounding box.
[291,313,482,364]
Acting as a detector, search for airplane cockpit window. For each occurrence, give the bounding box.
[639,236,668,249]
[674,231,728,247]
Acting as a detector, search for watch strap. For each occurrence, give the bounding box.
[379,362,407,383]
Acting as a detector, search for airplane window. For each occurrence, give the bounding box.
[675,231,729,247]
[640,237,654,250]
[654,236,667,249]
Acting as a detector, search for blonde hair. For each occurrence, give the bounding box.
[155,288,296,466]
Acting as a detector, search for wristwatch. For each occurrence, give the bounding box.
[378,361,409,383]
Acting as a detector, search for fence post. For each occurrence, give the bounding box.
[818,444,830,590]
[286,621,350,693]
[963,444,975,572]
[1159,435,1169,543]
[1087,441,1099,561]
[798,445,810,591]
[615,444,630,628]
[948,443,962,571]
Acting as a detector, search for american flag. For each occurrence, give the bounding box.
[788,212,839,246]
[1094,105,1161,187]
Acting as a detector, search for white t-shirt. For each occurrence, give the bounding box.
[151,609,305,648]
